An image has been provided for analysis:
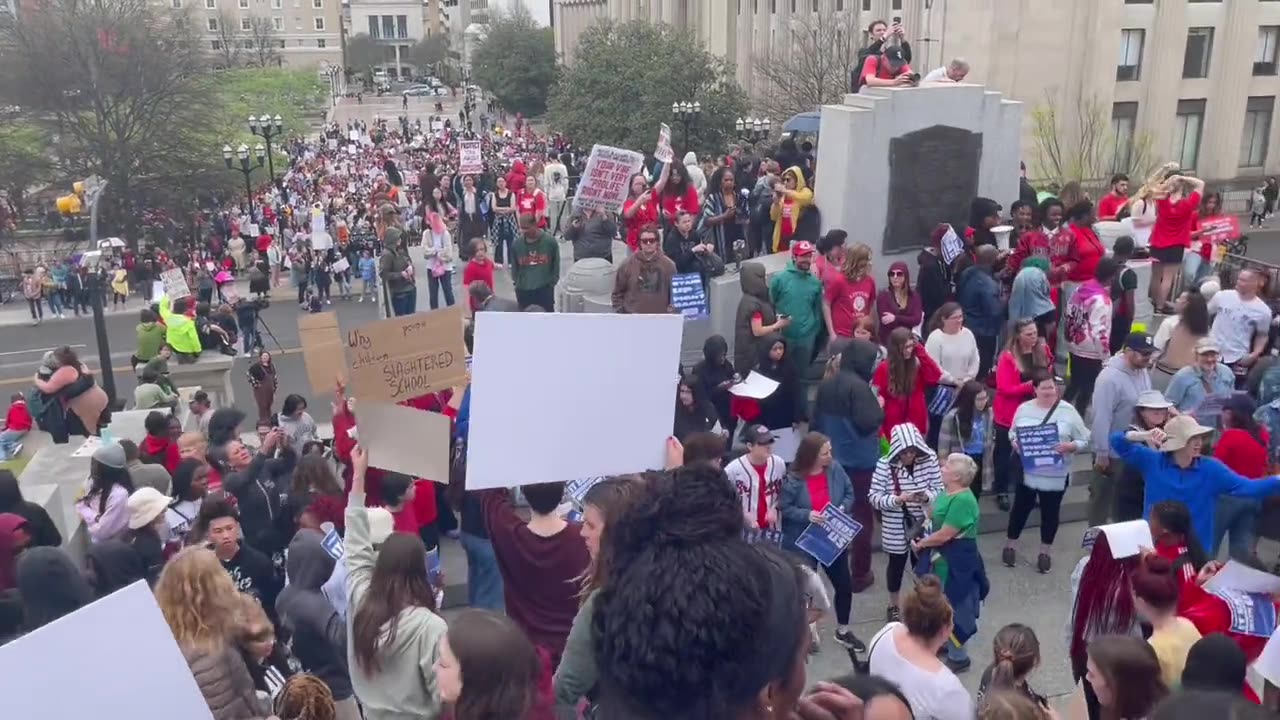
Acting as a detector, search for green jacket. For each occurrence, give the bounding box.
[510,231,560,292]
[769,261,823,342]
[135,322,166,362]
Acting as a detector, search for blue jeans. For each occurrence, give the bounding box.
[0,429,26,460]
[1213,495,1260,562]
[390,290,416,317]
[46,290,63,315]
[460,531,505,611]
[1183,251,1208,292]
[427,271,455,310]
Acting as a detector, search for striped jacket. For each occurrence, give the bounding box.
[868,423,944,554]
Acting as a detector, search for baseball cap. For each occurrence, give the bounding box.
[92,442,127,470]
[744,425,776,446]
[791,241,815,257]
[1194,338,1220,355]
[1123,332,1156,354]
[883,45,909,71]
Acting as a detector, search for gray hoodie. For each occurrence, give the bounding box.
[277,529,352,700]
[1090,354,1152,461]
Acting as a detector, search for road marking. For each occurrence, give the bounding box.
[0,346,305,387]
[0,344,87,357]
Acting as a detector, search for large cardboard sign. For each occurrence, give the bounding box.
[345,305,468,403]
[459,140,483,175]
[298,311,345,393]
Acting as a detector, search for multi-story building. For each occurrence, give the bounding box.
[180,0,345,69]
[554,0,1280,183]
[345,0,445,78]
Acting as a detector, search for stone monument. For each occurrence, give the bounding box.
[814,83,1023,279]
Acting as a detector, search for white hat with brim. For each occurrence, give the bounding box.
[1160,414,1214,452]
[127,487,170,530]
[1135,390,1174,410]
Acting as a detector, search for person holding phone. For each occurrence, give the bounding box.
[869,422,943,624]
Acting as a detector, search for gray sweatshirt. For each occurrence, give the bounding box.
[553,590,598,707]
[1090,355,1151,461]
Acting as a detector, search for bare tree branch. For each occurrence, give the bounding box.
[751,9,859,122]
[1030,92,1158,187]
[248,16,281,68]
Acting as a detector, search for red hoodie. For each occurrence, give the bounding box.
[4,400,32,433]
[872,343,943,438]
[139,435,181,475]
[505,160,527,195]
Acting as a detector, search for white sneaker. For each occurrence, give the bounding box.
[357,297,363,303]
[30,320,38,326]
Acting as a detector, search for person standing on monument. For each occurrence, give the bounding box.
[770,241,825,420]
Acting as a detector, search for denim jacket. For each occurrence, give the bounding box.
[777,464,855,555]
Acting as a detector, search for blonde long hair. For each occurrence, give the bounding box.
[156,547,241,651]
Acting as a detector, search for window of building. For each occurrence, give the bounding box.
[368,16,378,37]
[313,0,323,7]
[212,40,222,50]
[1241,96,1274,168]
[207,17,218,31]
[1117,29,1144,81]
[240,16,252,31]
[396,15,408,38]
[242,39,254,49]
[770,0,776,13]
[1183,27,1214,79]
[1187,0,1221,3]
[382,14,394,38]
[170,0,181,8]
[1172,99,1206,171]
[205,0,215,8]
[892,0,902,9]
[861,0,870,10]
[272,16,283,30]
[318,38,327,48]
[1124,0,1153,4]
[238,0,247,8]
[272,0,282,7]
[1258,27,1279,76]
[837,0,844,11]
[813,0,819,10]
[295,18,302,29]
[276,39,285,48]
[1111,102,1139,173]
[314,16,324,30]
[791,0,796,12]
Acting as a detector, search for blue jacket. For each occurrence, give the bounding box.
[1109,431,1280,546]
[935,538,989,644]
[777,464,855,555]
[1163,363,1235,413]
[955,265,1004,337]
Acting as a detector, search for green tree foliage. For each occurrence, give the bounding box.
[470,7,557,117]
[345,33,389,83]
[547,21,749,156]
[0,120,54,217]
[407,35,449,76]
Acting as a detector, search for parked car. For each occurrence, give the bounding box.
[403,85,435,97]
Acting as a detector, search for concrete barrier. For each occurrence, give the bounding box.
[168,354,235,408]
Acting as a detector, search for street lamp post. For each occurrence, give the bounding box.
[81,175,117,407]
[671,100,701,155]
[223,143,265,208]
[735,116,772,149]
[248,113,285,186]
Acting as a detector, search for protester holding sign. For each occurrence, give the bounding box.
[1006,369,1090,573]
[779,432,861,652]
[869,423,942,623]
[622,165,668,251]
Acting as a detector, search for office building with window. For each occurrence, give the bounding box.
[177,0,344,69]
[554,0,1280,183]
[345,0,447,78]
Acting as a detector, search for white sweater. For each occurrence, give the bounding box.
[925,328,980,385]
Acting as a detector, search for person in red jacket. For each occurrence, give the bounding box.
[0,393,32,461]
[462,238,495,312]
[992,319,1054,510]
[871,327,943,438]
[1065,200,1105,284]
[138,410,182,475]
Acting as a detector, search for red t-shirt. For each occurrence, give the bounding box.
[1096,192,1127,220]
[752,462,770,528]
[463,258,496,310]
[806,472,830,514]
[516,189,547,227]
[859,55,911,83]
[1214,427,1271,480]
[391,503,420,535]
[658,186,700,222]
[1150,192,1201,250]
[622,197,659,251]
[825,274,877,337]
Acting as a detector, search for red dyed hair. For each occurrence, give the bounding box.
[1069,534,1139,674]
[1131,554,1179,612]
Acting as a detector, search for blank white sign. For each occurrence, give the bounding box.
[0,581,214,719]
[466,312,683,490]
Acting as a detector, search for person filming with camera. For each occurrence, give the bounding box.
[859,44,918,89]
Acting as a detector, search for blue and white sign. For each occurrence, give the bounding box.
[321,527,344,560]
[743,528,783,547]
[1016,424,1064,474]
[671,272,708,320]
[795,504,864,567]
[1209,588,1278,638]
[566,476,605,505]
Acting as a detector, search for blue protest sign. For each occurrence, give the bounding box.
[1209,588,1278,637]
[1016,424,1064,474]
[743,528,783,547]
[671,273,708,319]
[795,504,864,567]
[566,476,605,505]
[321,528,344,560]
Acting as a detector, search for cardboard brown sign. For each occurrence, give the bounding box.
[345,305,467,403]
[298,312,345,394]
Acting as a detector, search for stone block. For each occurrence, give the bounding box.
[168,354,236,408]
[708,253,794,362]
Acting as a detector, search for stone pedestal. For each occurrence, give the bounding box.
[708,254,794,363]
[558,257,617,313]
[20,441,93,562]
[814,84,1023,279]
[168,354,235,408]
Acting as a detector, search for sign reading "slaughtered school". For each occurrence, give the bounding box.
[345,305,468,403]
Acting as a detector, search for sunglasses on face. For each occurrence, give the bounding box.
[889,271,905,277]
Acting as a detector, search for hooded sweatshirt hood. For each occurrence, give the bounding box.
[735,262,779,374]
[739,262,770,302]
[888,423,935,464]
[782,166,809,194]
[206,407,246,448]
[886,261,912,290]
[683,151,699,166]
[842,337,881,382]
[284,528,337,591]
[702,335,729,366]
[17,546,93,631]
[86,540,147,598]
[755,333,788,376]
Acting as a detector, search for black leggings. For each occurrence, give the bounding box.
[885,552,909,594]
[993,425,1014,496]
[1006,476,1066,545]
[1064,354,1103,416]
[813,550,852,626]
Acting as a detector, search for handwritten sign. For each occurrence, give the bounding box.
[1015,424,1063,474]
[298,312,345,393]
[573,144,645,214]
[795,504,863,567]
[1198,215,1241,245]
[671,273,708,319]
[655,123,674,164]
[459,140,483,175]
[159,268,190,301]
[345,305,468,403]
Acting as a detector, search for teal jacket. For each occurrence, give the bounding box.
[768,261,823,342]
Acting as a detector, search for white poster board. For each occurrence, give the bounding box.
[0,581,215,719]
[357,403,452,482]
[458,140,483,175]
[573,145,645,214]
[159,268,190,300]
[466,313,683,490]
[654,123,674,164]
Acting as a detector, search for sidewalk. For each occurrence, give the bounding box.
[0,278,257,328]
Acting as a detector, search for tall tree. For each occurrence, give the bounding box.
[406,35,448,76]
[751,9,859,121]
[247,16,281,68]
[344,32,387,84]
[547,20,749,156]
[212,10,245,68]
[0,0,231,240]
[0,121,54,220]
[470,6,556,116]
[1030,92,1156,187]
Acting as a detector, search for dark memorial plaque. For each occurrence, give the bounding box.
[883,125,983,253]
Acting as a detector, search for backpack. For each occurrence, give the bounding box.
[850,49,881,92]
